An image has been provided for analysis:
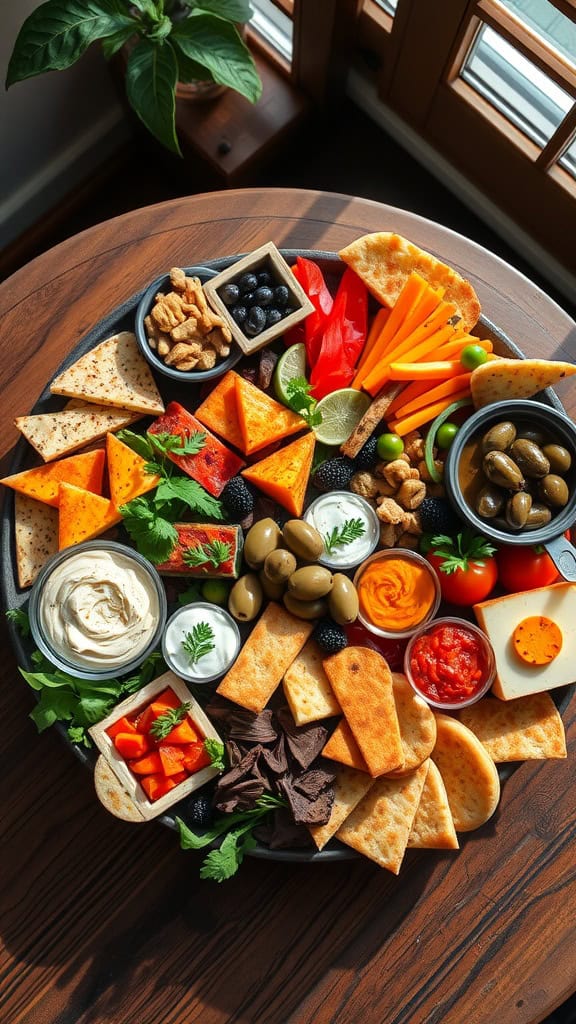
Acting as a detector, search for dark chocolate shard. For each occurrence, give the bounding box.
[276,706,329,770]
[214,778,266,813]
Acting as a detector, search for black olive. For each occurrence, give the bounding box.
[257,271,273,287]
[266,308,283,327]
[242,291,256,307]
[254,285,274,307]
[274,285,290,308]
[219,282,240,306]
[231,304,248,325]
[238,272,258,293]
[245,305,267,336]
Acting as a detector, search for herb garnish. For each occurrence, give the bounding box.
[323,517,366,555]
[183,539,232,569]
[429,530,496,573]
[150,701,192,741]
[6,607,30,637]
[176,793,287,882]
[204,738,226,772]
[181,622,216,665]
[285,377,322,428]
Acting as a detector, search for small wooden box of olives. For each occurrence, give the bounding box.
[202,242,315,355]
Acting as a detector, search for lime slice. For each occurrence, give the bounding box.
[313,388,371,446]
[273,343,307,404]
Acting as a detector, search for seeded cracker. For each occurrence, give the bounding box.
[407,760,459,850]
[50,331,165,415]
[14,492,58,588]
[15,402,142,463]
[458,692,566,761]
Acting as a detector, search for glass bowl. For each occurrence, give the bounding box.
[162,602,241,684]
[134,265,243,383]
[29,540,167,681]
[304,491,380,571]
[352,548,441,639]
[404,616,496,710]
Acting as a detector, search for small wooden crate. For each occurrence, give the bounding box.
[89,670,223,821]
[203,242,314,355]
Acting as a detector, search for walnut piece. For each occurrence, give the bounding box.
[375,497,406,525]
[396,479,427,510]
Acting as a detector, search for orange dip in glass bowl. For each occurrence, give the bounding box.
[353,549,441,639]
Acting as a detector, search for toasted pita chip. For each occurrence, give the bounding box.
[106,432,160,508]
[386,673,437,776]
[470,358,576,408]
[94,755,145,823]
[323,647,403,776]
[309,765,374,851]
[15,403,142,462]
[458,693,566,761]
[323,719,369,772]
[339,232,481,331]
[58,482,122,549]
[432,714,500,832]
[50,331,165,415]
[14,493,58,588]
[282,639,341,725]
[337,763,428,873]
[407,760,459,849]
[1,449,105,507]
[217,602,313,713]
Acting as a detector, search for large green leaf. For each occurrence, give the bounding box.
[172,13,261,102]
[101,24,137,60]
[6,0,135,87]
[172,42,216,84]
[125,38,181,154]
[192,0,253,24]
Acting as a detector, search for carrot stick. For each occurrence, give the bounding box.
[388,388,472,436]
[352,272,428,386]
[360,304,458,395]
[390,372,471,418]
[427,336,493,362]
[354,307,389,372]
[387,360,464,381]
[384,379,431,419]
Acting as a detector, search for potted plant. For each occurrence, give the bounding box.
[5,0,262,156]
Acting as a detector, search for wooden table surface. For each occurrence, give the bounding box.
[1,188,575,1024]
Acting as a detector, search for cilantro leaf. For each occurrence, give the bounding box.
[149,431,206,456]
[67,725,90,748]
[430,529,496,574]
[285,377,322,428]
[115,429,156,460]
[204,737,226,771]
[199,828,257,882]
[154,476,223,519]
[176,794,286,880]
[119,495,179,563]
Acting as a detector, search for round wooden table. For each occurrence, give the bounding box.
[1,189,574,1024]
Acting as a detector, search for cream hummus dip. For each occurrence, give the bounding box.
[38,548,161,671]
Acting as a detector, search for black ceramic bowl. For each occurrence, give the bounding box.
[444,399,576,579]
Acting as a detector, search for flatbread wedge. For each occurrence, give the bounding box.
[407,760,459,849]
[458,693,566,761]
[386,673,437,776]
[470,357,576,408]
[50,331,165,415]
[432,714,500,832]
[94,755,145,823]
[336,762,428,873]
[339,232,481,331]
[323,719,369,773]
[14,493,58,588]
[15,402,142,462]
[282,638,341,725]
[309,765,374,851]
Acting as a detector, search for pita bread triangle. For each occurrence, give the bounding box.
[407,760,459,849]
[106,433,160,508]
[15,404,142,462]
[1,449,105,508]
[14,493,59,588]
[50,331,165,415]
[58,482,122,550]
[470,357,576,408]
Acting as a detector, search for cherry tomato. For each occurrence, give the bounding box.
[426,551,498,605]
[460,344,488,370]
[496,544,560,592]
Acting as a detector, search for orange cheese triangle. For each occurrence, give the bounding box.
[194,370,245,452]
[58,483,122,550]
[241,432,315,516]
[1,449,105,508]
[106,433,160,509]
[234,375,304,455]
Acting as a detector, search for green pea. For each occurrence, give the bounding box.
[436,422,459,450]
[376,432,404,461]
[460,344,488,370]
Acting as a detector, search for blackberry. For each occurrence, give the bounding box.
[353,435,379,470]
[221,476,256,518]
[314,618,348,654]
[418,497,460,535]
[312,457,356,492]
[185,792,214,829]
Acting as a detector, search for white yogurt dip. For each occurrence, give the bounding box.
[305,491,380,570]
[162,602,240,683]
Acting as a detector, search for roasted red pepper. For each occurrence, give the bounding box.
[310,268,368,399]
[285,256,334,365]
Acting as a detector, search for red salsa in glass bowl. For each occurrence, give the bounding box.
[404,616,496,710]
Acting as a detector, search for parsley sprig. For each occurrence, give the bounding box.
[183,539,232,569]
[150,701,192,741]
[323,517,366,555]
[176,793,287,882]
[285,377,322,428]
[204,738,226,772]
[182,622,216,665]
[429,529,496,573]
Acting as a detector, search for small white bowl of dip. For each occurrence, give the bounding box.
[162,601,241,684]
[29,541,167,681]
[304,491,380,571]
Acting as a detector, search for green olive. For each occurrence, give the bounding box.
[287,565,334,601]
[258,571,286,602]
[283,592,328,620]
[476,485,504,519]
[243,518,282,570]
[263,548,297,584]
[542,444,572,475]
[282,520,324,561]
[483,450,525,490]
[509,439,550,479]
[525,503,552,529]
[505,491,532,529]
[328,574,359,625]
[481,421,517,455]
[539,474,569,508]
[228,573,263,621]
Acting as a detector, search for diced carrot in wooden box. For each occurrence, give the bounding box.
[114,732,150,759]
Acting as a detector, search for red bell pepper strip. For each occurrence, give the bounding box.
[284,257,334,364]
[310,268,367,399]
